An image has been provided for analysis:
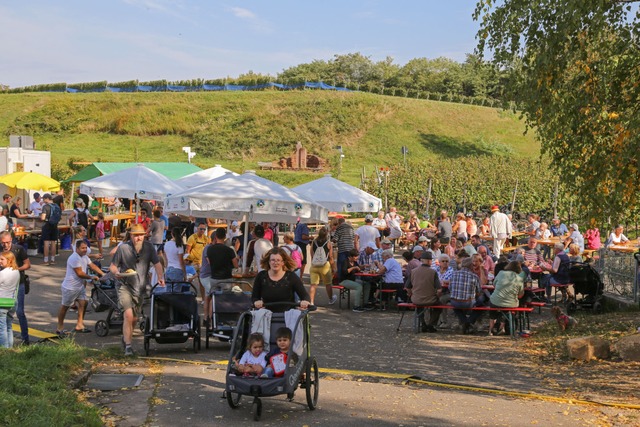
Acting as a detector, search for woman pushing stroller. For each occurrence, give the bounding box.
[252,247,310,312]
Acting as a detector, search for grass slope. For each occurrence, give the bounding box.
[0,91,538,186]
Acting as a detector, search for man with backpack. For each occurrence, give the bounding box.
[40,193,62,265]
[68,198,90,229]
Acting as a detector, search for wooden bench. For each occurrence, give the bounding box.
[396,303,533,336]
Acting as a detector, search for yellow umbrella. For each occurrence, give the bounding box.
[0,171,60,192]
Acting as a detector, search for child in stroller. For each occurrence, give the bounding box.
[232,332,268,377]
[261,327,297,378]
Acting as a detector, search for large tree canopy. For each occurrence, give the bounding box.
[474,0,640,226]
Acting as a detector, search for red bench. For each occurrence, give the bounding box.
[331,285,351,309]
[397,303,533,336]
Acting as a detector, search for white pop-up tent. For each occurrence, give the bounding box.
[175,164,238,188]
[80,164,184,200]
[165,170,329,271]
[292,174,382,213]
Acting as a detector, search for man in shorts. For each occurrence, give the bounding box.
[110,224,165,356]
[204,227,238,325]
[55,241,104,336]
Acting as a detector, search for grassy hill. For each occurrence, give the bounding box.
[0,91,538,186]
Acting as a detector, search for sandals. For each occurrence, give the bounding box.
[74,328,92,333]
[55,330,68,337]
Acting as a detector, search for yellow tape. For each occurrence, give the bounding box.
[134,357,640,410]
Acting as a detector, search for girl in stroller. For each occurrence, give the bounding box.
[232,333,268,377]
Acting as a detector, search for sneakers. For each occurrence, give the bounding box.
[259,374,268,379]
[329,295,338,305]
[124,346,135,356]
[352,306,365,313]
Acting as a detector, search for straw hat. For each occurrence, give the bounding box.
[129,224,146,235]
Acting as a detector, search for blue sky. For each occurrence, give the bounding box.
[0,1,480,88]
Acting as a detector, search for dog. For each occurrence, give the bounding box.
[551,306,578,331]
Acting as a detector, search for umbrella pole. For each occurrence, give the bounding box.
[241,218,249,273]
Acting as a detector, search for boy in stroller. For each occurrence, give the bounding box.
[261,327,297,378]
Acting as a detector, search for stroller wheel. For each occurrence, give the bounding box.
[593,301,603,314]
[226,390,242,409]
[139,317,146,333]
[95,320,109,337]
[305,357,319,410]
[144,337,150,356]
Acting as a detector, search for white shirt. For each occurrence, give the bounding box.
[608,232,629,245]
[164,240,184,269]
[0,216,7,232]
[228,228,241,240]
[29,200,43,216]
[253,238,273,272]
[62,252,91,291]
[355,224,380,249]
[239,350,268,368]
[490,211,513,239]
[0,267,20,299]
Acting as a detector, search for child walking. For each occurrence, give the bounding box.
[233,333,268,377]
[261,327,294,378]
[95,212,105,257]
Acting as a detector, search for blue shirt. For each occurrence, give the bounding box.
[383,258,403,283]
[449,268,481,301]
[294,223,309,244]
[568,231,584,252]
[550,223,569,237]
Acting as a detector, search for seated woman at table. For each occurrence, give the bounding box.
[564,223,584,252]
[540,243,571,303]
[479,216,491,237]
[340,249,371,312]
[252,247,310,312]
[444,236,457,259]
[488,261,525,336]
[606,224,630,248]
[10,197,29,220]
[568,243,583,263]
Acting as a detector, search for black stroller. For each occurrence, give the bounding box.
[205,280,253,348]
[225,303,318,421]
[92,271,145,337]
[566,262,605,314]
[143,282,201,355]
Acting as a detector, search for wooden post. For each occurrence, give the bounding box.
[552,182,559,219]
[425,178,432,218]
[511,179,519,214]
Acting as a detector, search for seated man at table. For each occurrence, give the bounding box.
[521,237,545,282]
[550,217,569,237]
[375,249,406,306]
[340,249,372,313]
[540,242,571,303]
[448,257,482,334]
[405,251,443,333]
[404,245,424,279]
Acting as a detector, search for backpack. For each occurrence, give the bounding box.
[282,245,302,270]
[311,240,329,267]
[47,203,61,226]
[75,208,89,228]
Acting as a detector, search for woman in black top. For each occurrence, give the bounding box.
[252,247,310,312]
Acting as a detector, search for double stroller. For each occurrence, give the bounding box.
[143,282,201,355]
[205,280,253,348]
[225,303,319,421]
[566,261,605,314]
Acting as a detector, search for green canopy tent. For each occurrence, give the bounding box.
[63,162,202,183]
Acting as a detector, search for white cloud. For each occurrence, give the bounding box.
[230,7,256,20]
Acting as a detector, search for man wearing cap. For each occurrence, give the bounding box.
[228,221,241,242]
[355,214,380,251]
[564,223,585,252]
[110,224,165,356]
[405,245,424,279]
[417,235,430,251]
[405,251,443,333]
[550,217,569,237]
[39,193,59,265]
[489,205,512,257]
[28,193,43,216]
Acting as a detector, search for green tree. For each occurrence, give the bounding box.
[474,0,640,225]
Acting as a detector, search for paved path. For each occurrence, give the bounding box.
[19,249,640,426]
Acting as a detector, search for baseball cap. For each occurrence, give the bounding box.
[412,245,424,253]
[364,214,373,222]
[231,221,239,226]
[421,251,433,260]
[366,242,378,250]
[418,236,429,243]
[570,223,579,231]
[381,238,392,245]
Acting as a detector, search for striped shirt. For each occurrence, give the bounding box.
[333,222,355,254]
[449,268,480,301]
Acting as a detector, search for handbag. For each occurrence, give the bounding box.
[24,274,30,295]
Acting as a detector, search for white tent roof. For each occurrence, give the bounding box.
[175,164,238,188]
[79,165,184,201]
[292,174,382,213]
[165,171,328,223]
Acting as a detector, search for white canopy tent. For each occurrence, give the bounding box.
[164,171,329,271]
[79,164,184,200]
[292,174,382,213]
[175,164,238,188]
